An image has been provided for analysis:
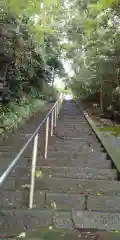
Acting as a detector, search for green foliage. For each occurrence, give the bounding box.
[4,0,59,16]
[0,5,64,105]
[0,0,65,134]
[62,0,120,111]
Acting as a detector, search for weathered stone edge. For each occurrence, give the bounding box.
[1,209,120,231]
[75,101,120,173]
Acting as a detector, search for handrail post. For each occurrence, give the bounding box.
[58,94,63,115]
[44,116,49,159]
[0,95,63,190]
[29,133,39,209]
[51,111,54,136]
[57,100,59,119]
[56,103,58,119]
[54,107,57,127]
[58,98,61,114]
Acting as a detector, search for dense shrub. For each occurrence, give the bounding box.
[0,11,63,105]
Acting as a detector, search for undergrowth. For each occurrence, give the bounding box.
[0,95,46,135]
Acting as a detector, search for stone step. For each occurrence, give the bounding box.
[0,130,45,146]
[58,117,87,120]
[0,149,42,159]
[0,158,31,174]
[0,155,111,169]
[7,177,120,195]
[6,155,109,170]
[0,145,103,156]
[0,190,45,209]
[53,134,97,142]
[47,147,104,154]
[60,114,84,116]
[87,195,120,212]
[0,190,85,210]
[0,143,44,155]
[48,142,103,151]
[0,145,103,158]
[0,140,102,150]
[50,135,99,142]
[57,120,91,124]
[47,193,120,212]
[46,193,84,210]
[58,125,90,129]
[72,210,120,230]
[12,166,117,180]
[0,209,52,235]
[60,122,94,127]
[56,123,95,129]
[47,151,107,159]
[1,140,102,154]
[0,209,120,234]
[0,144,33,151]
[48,140,102,149]
[57,119,89,122]
[55,134,97,140]
[56,140,101,148]
[56,124,92,128]
[52,133,99,140]
[0,190,29,209]
[56,126,94,130]
[53,135,98,140]
[35,157,111,168]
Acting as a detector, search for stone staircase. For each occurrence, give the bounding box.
[0,100,120,239]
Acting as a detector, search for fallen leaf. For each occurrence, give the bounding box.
[49,226,52,230]
[21,184,30,189]
[97,193,101,196]
[53,201,57,209]
[49,175,52,178]
[36,170,43,178]
[17,232,26,238]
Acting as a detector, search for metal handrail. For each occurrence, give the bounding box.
[0,93,64,208]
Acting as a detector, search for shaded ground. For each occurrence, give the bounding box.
[26,228,120,240]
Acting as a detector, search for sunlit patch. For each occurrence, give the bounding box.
[110,230,120,232]
[64,95,73,100]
